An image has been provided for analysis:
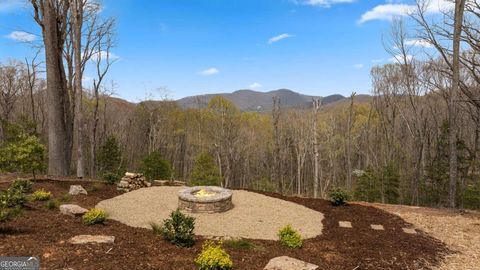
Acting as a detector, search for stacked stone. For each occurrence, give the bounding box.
[117,172,151,192]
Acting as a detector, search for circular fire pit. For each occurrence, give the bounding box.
[178,186,233,213]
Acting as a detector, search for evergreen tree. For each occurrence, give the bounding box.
[190,152,221,186]
[97,135,122,174]
[140,151,172,180]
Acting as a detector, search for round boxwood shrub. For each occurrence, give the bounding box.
[329,188,350,206]
[278,224,303,248]
[160,209,195,247]
[195,240,233,270]
[83,208,107,225]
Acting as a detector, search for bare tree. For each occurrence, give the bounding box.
[449,0,467,208]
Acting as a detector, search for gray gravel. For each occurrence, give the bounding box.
[96,186,324,240]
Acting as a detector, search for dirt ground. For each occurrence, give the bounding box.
[362,202,480,270]
[0,179,449,270]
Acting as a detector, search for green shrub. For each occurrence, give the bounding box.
[0,188,27,208]
[45,199,60,210]
[195,240,233,270]
[150,222,163,235]
[0,207,21,222]
[83,208,107,225]
[223,239,255,250]
[10,179,33,193]
[278,225,303,248]
[0,133,46,178]
[329,188,350,206]
[59,193,72,203]
[190,152,221,186]
[32,189,51,201]
[0,188,25,222]
[102,172,120,185]
[140,151,172,181]
[160,209,195,247]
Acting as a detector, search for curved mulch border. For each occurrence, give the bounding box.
[0,180,450,270]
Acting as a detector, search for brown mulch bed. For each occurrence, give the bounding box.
[0,180,449,270]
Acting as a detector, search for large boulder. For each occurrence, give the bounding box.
[60,204,88,216]
[264,256,319,270]
[69,185,88,196]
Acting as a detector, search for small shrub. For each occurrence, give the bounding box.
[223,239,254,250]
[329,188,350,206]
[102,172,120,185]
[45,199,60,210]
[160,209,195,247]
[140,151,172,181]
[32,189,52,201]
[0,188,27,208]
[195,240,233,270]
[0,133,46,177]
[278,225,303,249]
[87,183,104,193]
[150,222,162,235]
[0,207,21,222]
[10,179,33,193]
[59,193,71,203]
[83,208,107,225]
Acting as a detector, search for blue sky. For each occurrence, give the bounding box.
[0,0,449,101]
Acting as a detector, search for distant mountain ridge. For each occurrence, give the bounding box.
[176,89,362,111]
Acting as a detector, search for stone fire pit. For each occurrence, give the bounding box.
[178,186,233,213]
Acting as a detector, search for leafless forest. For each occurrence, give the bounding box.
[1,0,479,209]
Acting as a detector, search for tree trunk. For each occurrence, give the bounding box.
[448,0,466,208]
[34,0,71,176]
[312,99,320,198]
[71,0,85,178]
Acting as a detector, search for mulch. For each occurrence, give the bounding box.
[0,180,450,270]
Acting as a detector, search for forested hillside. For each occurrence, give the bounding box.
[0,0,479,211]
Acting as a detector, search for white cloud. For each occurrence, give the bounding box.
[82,75,92,84]
[6,31,36,42]
[372,58,384,63]
[91,50,120,61]
[353,63,364,69]
[389,54,413,63]
[0,0,25,12]
[358,0,454,24]
[294,0,356,8]
[249,82,262,89]
[199,68,219,76]
[268,33,294,44]
[405,38,433,48]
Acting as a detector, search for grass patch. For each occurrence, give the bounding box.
[223,239,256,250]
[45,199,60,210]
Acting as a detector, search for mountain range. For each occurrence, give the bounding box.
[176,89,369,111]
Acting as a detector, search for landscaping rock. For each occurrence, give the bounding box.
[371,224,385,230]
[264,256,319,270]
[116,172,151,192]
[60,204,88,216]
[402,228,417,234]
[339,221,352,228]
[69,185,88,195]
[69,235,115,244]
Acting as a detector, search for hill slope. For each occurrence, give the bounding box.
[176,89,357,111]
